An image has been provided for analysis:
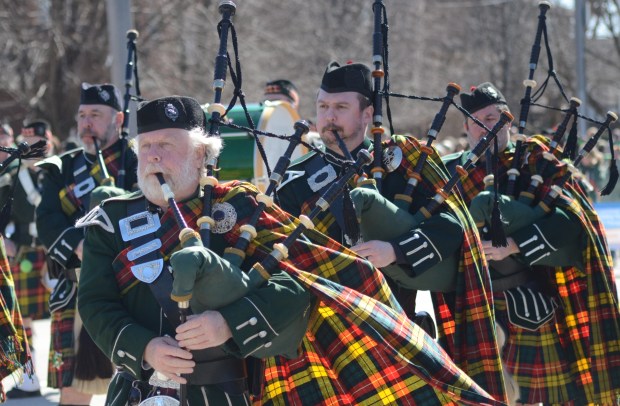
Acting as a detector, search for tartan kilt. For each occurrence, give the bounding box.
[494,294,579,405]
[10,247,50,320]
[47,299,76,388]
[260,302,458,405]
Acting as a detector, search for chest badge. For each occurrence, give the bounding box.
[307,164,337,192]
[131,259,164,283]
[211,202,237,234]
[383,145,403,173]
[119,211,161,242]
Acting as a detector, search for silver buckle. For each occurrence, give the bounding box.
[131,259,163,283]
[119,211,161,241]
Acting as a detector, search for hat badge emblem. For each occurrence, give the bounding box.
[485,87,498,99]
[164,103,179,121]
[98,89,110,102]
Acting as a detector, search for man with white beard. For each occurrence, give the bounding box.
[36,83,137,406]
[76,95,311,405]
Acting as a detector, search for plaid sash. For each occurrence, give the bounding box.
[456,136,620,404]
[0,236,31,399]
[58,148,123,217]
[386,135,507,403]
[115,183,503,404]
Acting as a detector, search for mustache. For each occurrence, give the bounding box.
[321,125,343,135]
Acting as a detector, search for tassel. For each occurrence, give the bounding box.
[489,137,508,247]
[601,128,618,196]
[342,184,361,246]
[563,118,578,160]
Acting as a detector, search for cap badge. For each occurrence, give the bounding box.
[98,88,110,102]
[164,103,179,122]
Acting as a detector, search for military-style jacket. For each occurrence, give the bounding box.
[35,140,137,270]
[77,185,311,405]
[278,134,508,402]
[278,137,463,289]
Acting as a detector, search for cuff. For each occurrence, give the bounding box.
[392,229,442,274]
[48,227,82,268]
[219,296,279,358]
[512,223,558,266]
[110,323,158,379]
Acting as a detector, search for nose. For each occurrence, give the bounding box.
[147,146,162,163]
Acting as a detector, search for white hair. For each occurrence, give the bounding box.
[187,127,223,162]
[132,127,224,163]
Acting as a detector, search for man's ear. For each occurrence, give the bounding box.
[115,111,124,128]
[362,104,374,127]
[194,144,206,169]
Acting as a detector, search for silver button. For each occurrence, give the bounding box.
[264,342,272,348]
[258,331,267,338]
[249,317,258,326]
[117,350,126,357]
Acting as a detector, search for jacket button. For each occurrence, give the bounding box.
[258,331,267,338]
[117,350,126,357]
[249,317,258,325]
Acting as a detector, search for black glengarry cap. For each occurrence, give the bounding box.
[137,96,206,134]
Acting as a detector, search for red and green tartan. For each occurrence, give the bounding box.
[10,247,50,320]
[58,148,123,217]
[0,236,31,401]
[111,182,503,405]
[455,135,620,404]
[387,135,507,403]
[293,135,507,403]
[47,304,76,388]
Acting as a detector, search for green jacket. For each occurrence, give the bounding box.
[77,189,311,405]
[277,136,463,292]
[442,149,584,276]
[35,141,137,270]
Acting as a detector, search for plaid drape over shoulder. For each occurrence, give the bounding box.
[455,136,620,404]
[164,182,505,405]
[386,135,507,403]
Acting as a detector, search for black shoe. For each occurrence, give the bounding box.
[5,387,42,398]
[413,311,437,339]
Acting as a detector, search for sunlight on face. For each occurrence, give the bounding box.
[316,90,371,153]
[136,128,202,206]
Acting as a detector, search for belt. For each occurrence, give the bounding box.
[187,357,247,386]
[491,270,531,292]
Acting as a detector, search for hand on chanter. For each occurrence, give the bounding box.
[481,237,519,262]
[143,336,195,384]
[350,240,397,268]
[176,310,233,350]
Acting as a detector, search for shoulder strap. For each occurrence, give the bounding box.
[126,198,184,327]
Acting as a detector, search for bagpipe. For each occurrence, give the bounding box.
[118,29,142,189]
[151,1,507,404]
[0,141,48,174]
[467,1,618,240]
[0,140,48,230]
